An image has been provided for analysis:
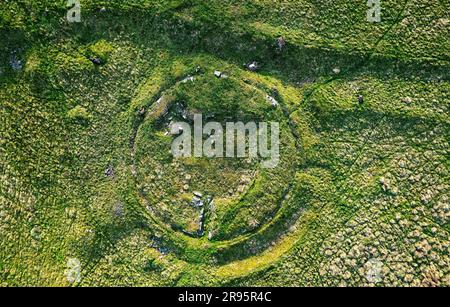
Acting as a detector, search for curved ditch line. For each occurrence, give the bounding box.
[79,0,414,284]
[81,1,412,276]
[126,72,307,265]
[197,78,303,242]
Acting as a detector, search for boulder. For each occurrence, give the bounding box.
[358,95,364,104]
[193,191,203,198]
[89,57,103,65]
[10,53,23,71]
[104,165,114,178]
[277,36,286,51]
[266,95,279,107]
[246,61,260,72]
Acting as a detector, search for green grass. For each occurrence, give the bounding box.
[0,0,448,286]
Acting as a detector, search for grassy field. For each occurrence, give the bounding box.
[0,0,448,286]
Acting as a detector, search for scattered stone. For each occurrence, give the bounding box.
[198,208,206,236]
[266,95,279,107]
[155,96,164,106]
[191,196,203,208]
[379,177,389,192]
[277,36,286,51]
[167,101,188,120]
[89,57,103,65]
[246,61,260,72]
[65,258,81,283]
[212,70,228,78]
[193,191,203,198]
[358,95,364,104]
[332,67,341,74]
[10,53,23,71]
[150,236,169,255]
[181,75,194,83]
[104,165,114,178]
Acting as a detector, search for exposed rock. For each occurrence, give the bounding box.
[191,196,203,207]
[198,208,206,236]
[89,57,103,65]
[193,191,203,198]
[379,177,388,190]
[266,95,279,107]
[358,95,364,104]
[104,165,114,178]
[246,61,260,72]
[277,36,286,51]
[181,76,194,83]
[169,101,188,119]
[65,258,81,283]
[10,53,23,71]
[150,236,169,255]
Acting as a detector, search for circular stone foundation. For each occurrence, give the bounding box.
[130,62,304,265]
